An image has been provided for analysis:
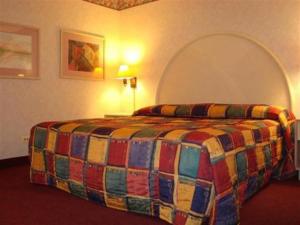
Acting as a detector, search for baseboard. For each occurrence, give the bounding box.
[0,156,29,169]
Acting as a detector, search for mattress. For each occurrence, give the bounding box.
[29,104,296,225]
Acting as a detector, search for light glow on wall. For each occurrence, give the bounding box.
[105,39,121,65]
[100,87,121,111]
[122,43,144,64]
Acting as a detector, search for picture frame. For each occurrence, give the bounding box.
[0,21,39,79]
[60,30,104,80]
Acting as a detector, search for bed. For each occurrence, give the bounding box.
[29,33,297,225]
[29,103,296,225]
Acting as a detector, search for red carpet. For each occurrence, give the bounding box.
[0,164,300,225]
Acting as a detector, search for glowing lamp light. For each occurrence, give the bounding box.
[116,64,137,88]
[93,67,103,74]
[123,44,143,64]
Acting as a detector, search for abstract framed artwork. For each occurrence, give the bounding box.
[0,22,39,79]
[60,30,104,80]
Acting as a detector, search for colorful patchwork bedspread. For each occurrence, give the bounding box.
[29,104,296,225]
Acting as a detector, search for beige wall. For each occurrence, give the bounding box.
[120,0,300,116]
[0,0,122,159]
[1,0,300,159]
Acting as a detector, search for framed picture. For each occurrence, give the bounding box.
[60,30,104,80]
[0,22,39,79]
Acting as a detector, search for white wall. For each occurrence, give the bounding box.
[0,0,122,159]
[120,0,300,116]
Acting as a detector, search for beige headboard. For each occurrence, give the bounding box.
[156,33,293,110]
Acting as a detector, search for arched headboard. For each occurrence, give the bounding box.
[156,33,293,110]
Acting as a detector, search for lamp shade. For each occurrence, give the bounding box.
[116,64,136,79]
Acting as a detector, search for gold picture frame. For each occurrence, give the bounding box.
[60,30,104,80]
[0,21,39,79]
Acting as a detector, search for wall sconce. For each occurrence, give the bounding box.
[116,64,138,111]
[116,64,137,88]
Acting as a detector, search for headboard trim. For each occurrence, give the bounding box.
[156,32,294,110]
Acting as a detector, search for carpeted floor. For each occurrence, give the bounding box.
[0,164,300,225]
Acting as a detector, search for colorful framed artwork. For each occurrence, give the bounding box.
[60,30,104,80]
[0,22,39,79]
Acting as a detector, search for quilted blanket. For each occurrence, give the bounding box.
[29,104,296,225]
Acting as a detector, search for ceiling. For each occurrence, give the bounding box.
[83,0,158,10]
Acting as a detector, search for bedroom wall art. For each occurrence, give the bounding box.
[60,30,104,80]
[0,21,39,79]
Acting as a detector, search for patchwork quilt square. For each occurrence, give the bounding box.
[30,169,46,184]
[197,150,213,180]
[236,151,247,182]
[87,189,105,206]
[226,105,247,118]
[128,140,153,169]
[45,151,55,174]
[31,150,45,172]
[56,178,70,192]
[34,127,47,149]
[251,105,267,118]
[69,181,87,199]
[186,214,203,225]
[217,134,234,152]
[174,211,188,225]
[85,163,105,190]
[149,171,159,199]
[46,130,57,152]
[212,159,231,194]
[87,137,108,164]
[260,127,270,142]
[106,167,127,195]
[69,158,84,182]
[246,175,257,199]
[175,105,192,116]
[231,131,245,148]
[55,155,69,180]
[161,105,177,116]
[56,132,71,155]
[241,130,255,146]
[237,181,247,204]
[107,140,128,167]
[127,197,151,215]
[191,104,210,117]
[176,179,195,212]
[183,131,212,145]
[159,141,178,173]
[92,127,116,136]
[247,147,258,174]
[105,193,127,211]
[256,146,265,170]
[263,145,272,168]
[253,129,262,143]
[111,128,140,139]
[179,144,200,178]
[159,175,174,204]
[47,174,56,186]
[133,128,161,138]
[203,137,224,162]
[73,124,97,133]
[191,182,211,214]
[208,105,227,118]
[127,169,149,196]
[225,154,237,183]
[215,193,238,225]
[70,134,88,159]
[159,204,174,224]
